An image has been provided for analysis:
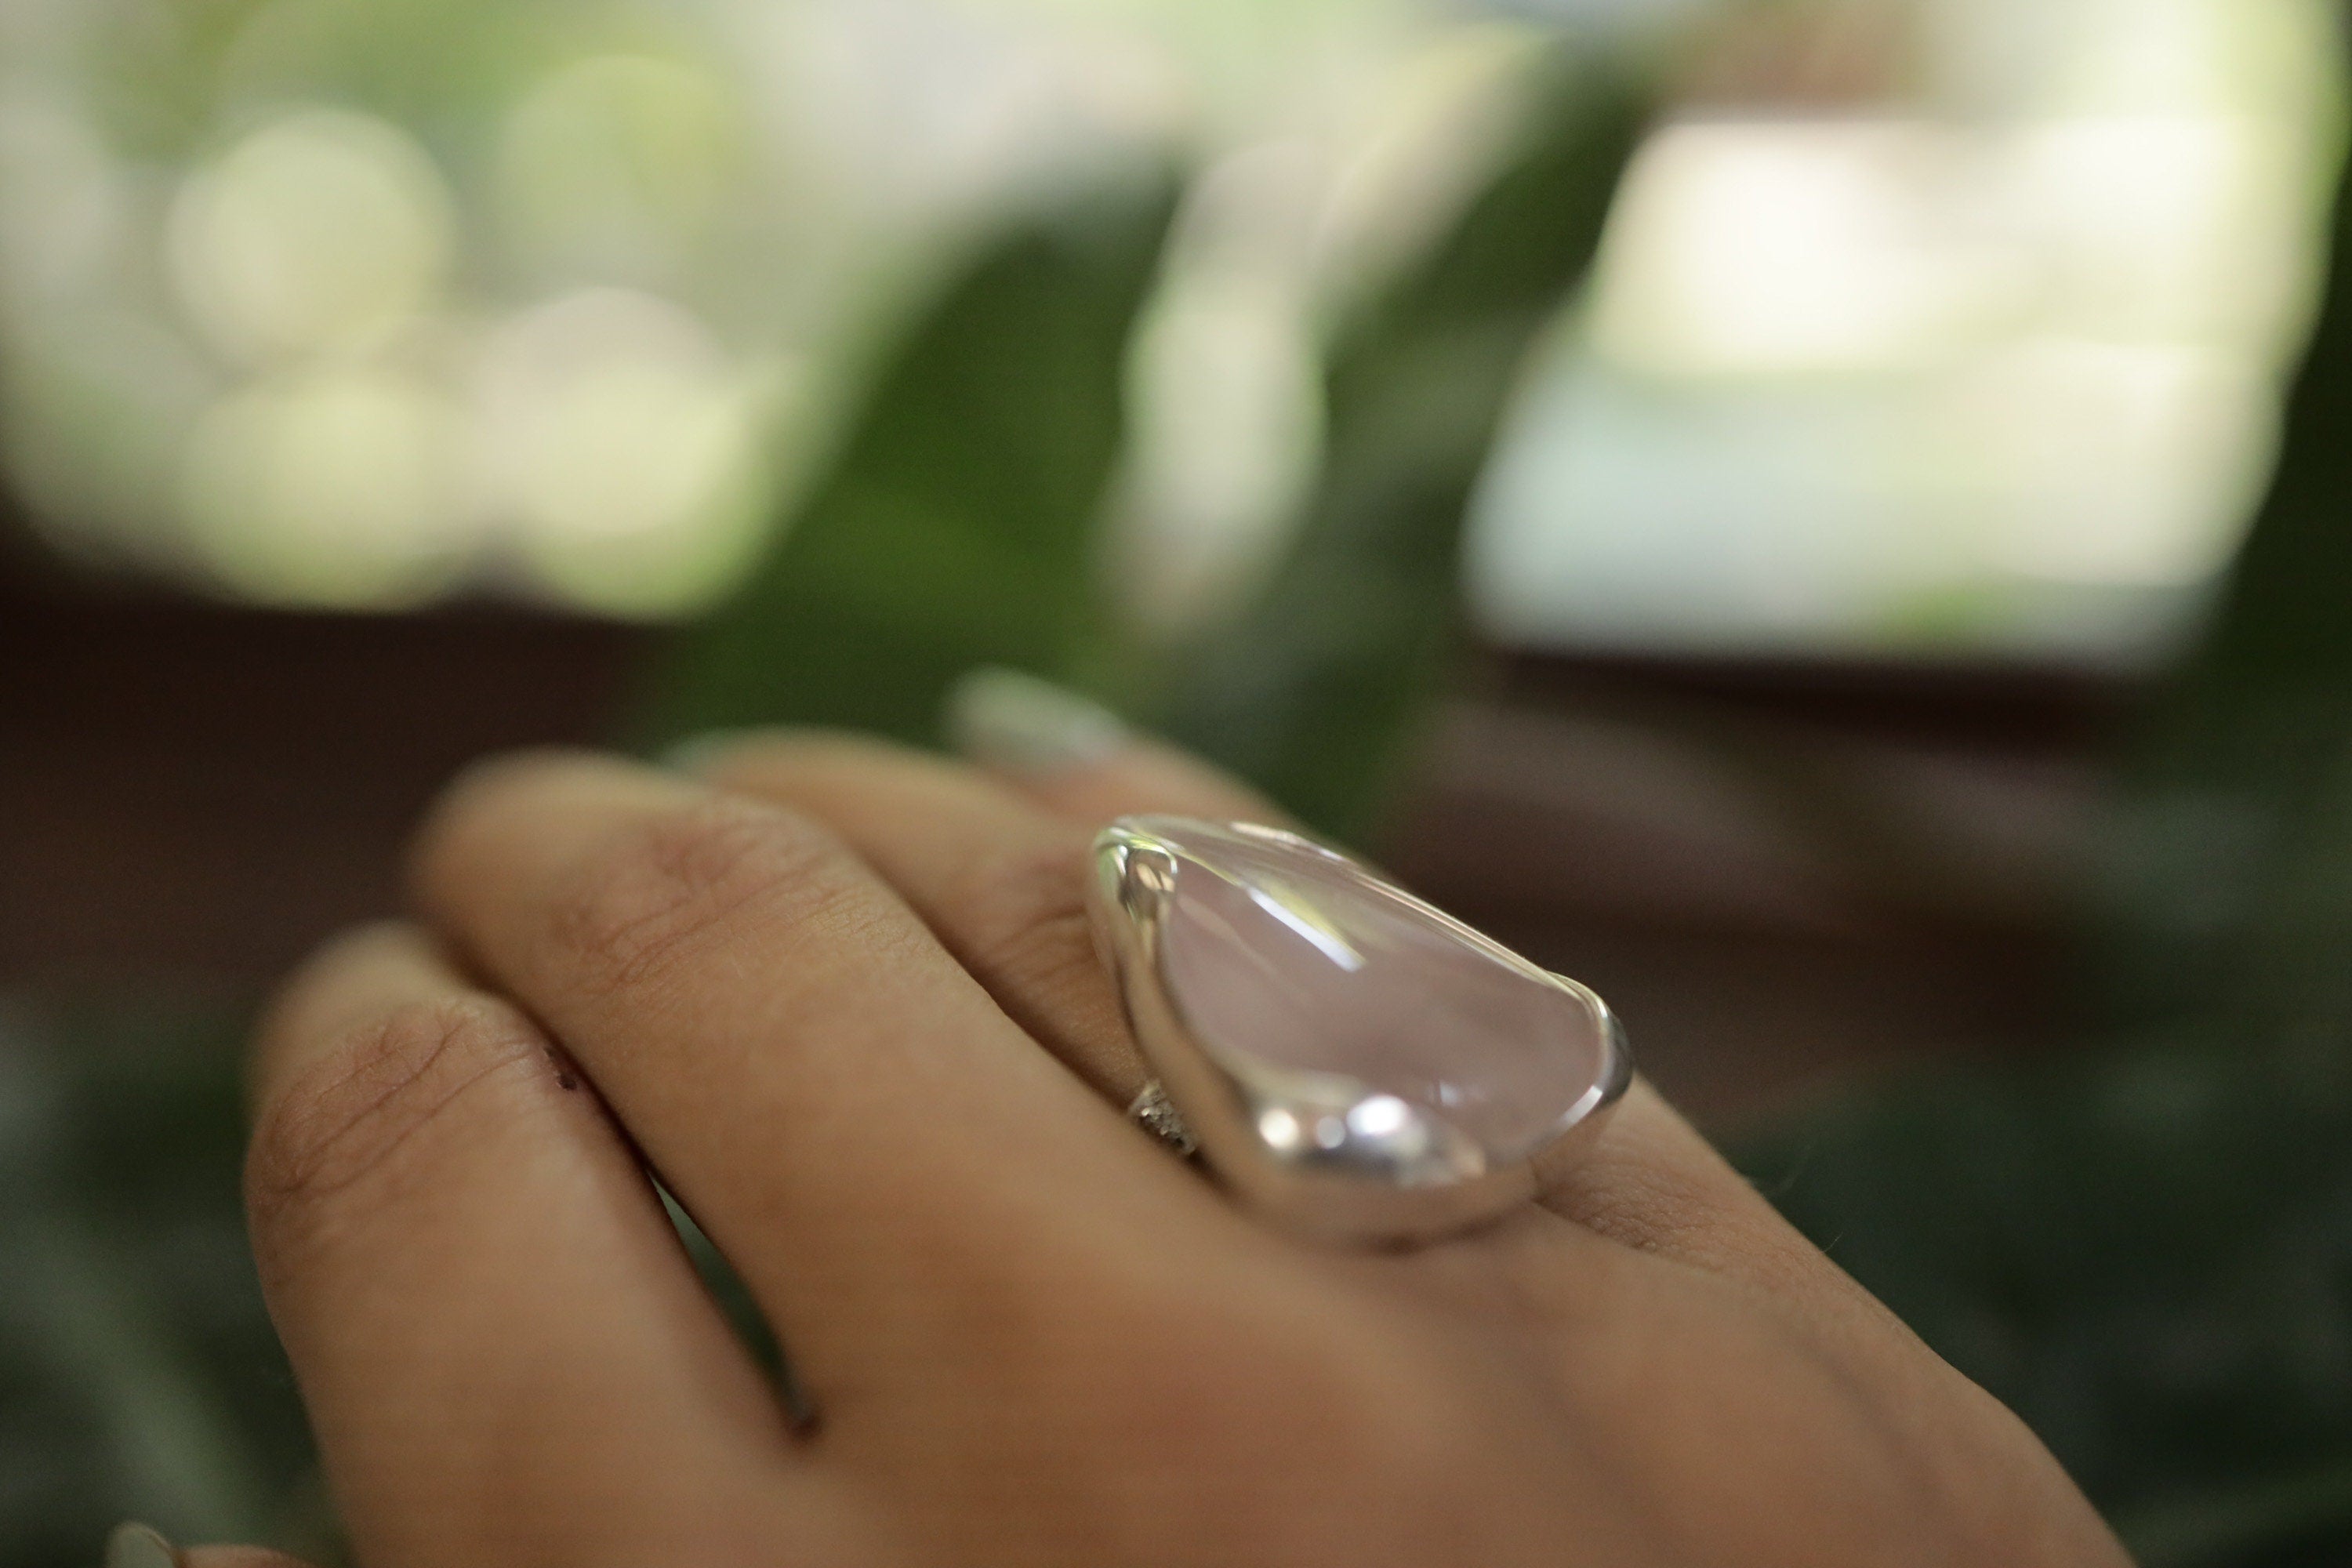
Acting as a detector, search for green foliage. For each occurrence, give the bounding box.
[1124,52,1651,840]
[636,175,1178,751]
[637,47,1648,842]
[1741,1044,2352,1568]
[0,1000,331,1568]
[1738,49,2352,1565]
[92,0,599,158]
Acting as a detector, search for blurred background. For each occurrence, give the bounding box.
[6,0,2352,1562]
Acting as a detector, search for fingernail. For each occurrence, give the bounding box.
[104,1523,178,1568]
[659,728,761,775]
[944,667,1127,779]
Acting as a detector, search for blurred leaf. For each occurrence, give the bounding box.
[1740,1043,2352,1567]
[2118,1455,2352,1568]
[636,176,1177,750]
[1123,48,1651,841]
[0,997,332,1568]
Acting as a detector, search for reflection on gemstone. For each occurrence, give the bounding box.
[1243,882,1364,970]
[1123,817,1613,1183]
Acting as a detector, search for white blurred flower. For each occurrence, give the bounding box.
[167,108,456,364]
[0,92,129,315]
[180,365,477,608]
[494,54,745,288]
[3,308,216,556]
[474,286,776,618]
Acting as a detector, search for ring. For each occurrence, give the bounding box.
[1088,816,1631,1247]
[1124,1080,1198,1156]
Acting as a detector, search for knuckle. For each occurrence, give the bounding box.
[246,996,542,1245]
[957,837,1104,1001]
[1085,1294,1491,1546]
[548,797,858,994]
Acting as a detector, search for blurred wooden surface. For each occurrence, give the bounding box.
[1387,659,2129,1125]
[0,572,642,985]
[0,557,2141,1131]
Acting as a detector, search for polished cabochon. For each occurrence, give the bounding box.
[1088,816,1631,1245]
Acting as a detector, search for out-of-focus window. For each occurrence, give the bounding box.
[0,0,2342,668]
[1469,0,2345,666]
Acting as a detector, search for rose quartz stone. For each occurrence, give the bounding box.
[1139,818,1609,1167]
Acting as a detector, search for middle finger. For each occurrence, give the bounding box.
[689,732,1150,1105]
[408,750,1225,1414]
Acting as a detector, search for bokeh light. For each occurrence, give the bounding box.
[179,363,475,608]
[476,286,775,619]
[493,54,745,289]
[167,110,456,365]
[0,0,2342,667]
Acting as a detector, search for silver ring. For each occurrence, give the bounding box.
[1090,815,1631,1247]
[1125,1080,1198,1156]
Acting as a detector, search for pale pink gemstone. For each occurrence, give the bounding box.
[1141,818,1608,1167]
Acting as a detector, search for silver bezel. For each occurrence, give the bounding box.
[1087,817,1632,1247]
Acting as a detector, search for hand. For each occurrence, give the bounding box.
[214,728,2127,1566]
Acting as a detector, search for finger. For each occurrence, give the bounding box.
[942,666,1278,826]
[689,731,1156,1104]
[1544,1080,1882,1306]
[249,924,830,1567]
[408,752,1231,1418]
[1017,733,1278,826]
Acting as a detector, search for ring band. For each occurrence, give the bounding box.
[1126,1080,1197,1156]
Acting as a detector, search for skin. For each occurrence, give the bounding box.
[201,731,2132,1567]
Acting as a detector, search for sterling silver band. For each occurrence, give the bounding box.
[1126,1080,1197,1156]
